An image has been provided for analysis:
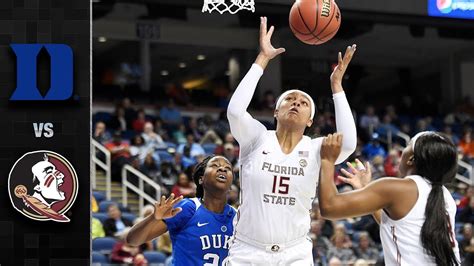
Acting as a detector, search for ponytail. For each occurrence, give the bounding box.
[413,133,458,266]
[421,185,457,265]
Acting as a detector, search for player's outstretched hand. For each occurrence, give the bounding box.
[321,133,343,163]
[259,16,285,60]
[153,193,183,221]
[330,44,357,86]
[338,159,372,189]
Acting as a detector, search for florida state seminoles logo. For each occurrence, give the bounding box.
[8,150,78,222]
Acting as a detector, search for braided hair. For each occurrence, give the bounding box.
[192,155,215,198]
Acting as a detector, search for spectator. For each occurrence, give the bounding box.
[310,220,331,263]
[154,119,169,142]
[261,90,276,111]
[187,118,203,142]
[177,134,205,159]
[157,161,179,192]
[333,223,353,249]
[459,130,474,164]
[200,130,223,145]
[160,99,182,130]
[460,223,473,259]
[92,217,105,239]
[443,125,460,145]
[93,121,111,144]
[359,106,380,131]
[173,124,187,144]
[103,204,133,237]
[139,154,160,180]
[132,109,148,133]
[362,134,387,160]
[109,105,128,131]
[354,232,379,262]
[122,97,137,127]
[105,131,132,180]
[171,173,196,198]
[227,184,240,208]
[157,232,173,256]
[370,155,385,180]
[142,122,167,150]
[384,149,400,177]
[214,111,231,137]
[459,186,474,209]
[327,231,356,264]
[400,122,412,137]
[215,132,239,155]
[223,142,238,166]
[385,105,399,125]
[376,114,399,137]
[130,135,154,166]
[111,228,148,266]
[458,197,474,224]
[328,257,342,266]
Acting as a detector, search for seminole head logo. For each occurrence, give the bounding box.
[8,151,78,222]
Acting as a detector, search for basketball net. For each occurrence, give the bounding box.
[202,0,255,14]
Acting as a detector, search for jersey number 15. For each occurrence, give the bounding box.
[272,176,290,194]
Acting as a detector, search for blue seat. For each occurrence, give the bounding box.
[122,212,137,223]
[92,251,108,263]
[98,200,117,212]
[143,251,167,264]
[202,143,217,155]
[93,191,106,203]
[157,150,173,162]
[164,142,176,149]
[92,212,108,224]
[92,237,117,254]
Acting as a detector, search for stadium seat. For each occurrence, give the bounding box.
[93,191,106,203]
[122,212,137,223]
[143,251,167,264]
[93,112,112,124]
[92,251,108,264]
[92,212,109,224]
[157,150,173,162]
[98,200,128,213]
[202,143,217,155]
[164,142,176,149]
[92,237,117,254]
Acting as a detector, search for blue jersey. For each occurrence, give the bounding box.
[164,198,236,266]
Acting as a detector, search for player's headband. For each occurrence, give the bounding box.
[410,131,445,151]
[275,89,316,120]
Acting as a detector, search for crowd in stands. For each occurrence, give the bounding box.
[92,96,474,265]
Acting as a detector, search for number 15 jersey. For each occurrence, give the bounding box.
[235,131,322,244]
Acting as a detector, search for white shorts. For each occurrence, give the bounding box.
[225,235,313,266]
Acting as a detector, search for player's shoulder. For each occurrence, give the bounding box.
[175,198,198,211]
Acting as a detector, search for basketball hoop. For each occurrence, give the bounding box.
[202,0,255,14]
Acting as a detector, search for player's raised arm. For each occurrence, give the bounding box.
[329,45,357,164]
[227,17,284,149]
[126,194,183,246]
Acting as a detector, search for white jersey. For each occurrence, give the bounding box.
[380,175,460,266]
[227,64,357,245]
[237,130,323,244]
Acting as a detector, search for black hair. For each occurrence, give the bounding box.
[192,155,215,198]
[414,133,459,266]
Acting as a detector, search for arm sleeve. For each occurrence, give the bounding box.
[333,91,357,164]
[227,64,267,153]
[163,199,195,233]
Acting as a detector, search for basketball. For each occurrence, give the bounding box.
[289,0,341,45]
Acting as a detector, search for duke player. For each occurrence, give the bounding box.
[127,155,236,266]
[226,17,357,265]
[319,132,460,265]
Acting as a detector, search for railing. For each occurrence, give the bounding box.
[122,164,161,215]
[92,139,112,200]
[370,128,473,185]
[457,159,474,186]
